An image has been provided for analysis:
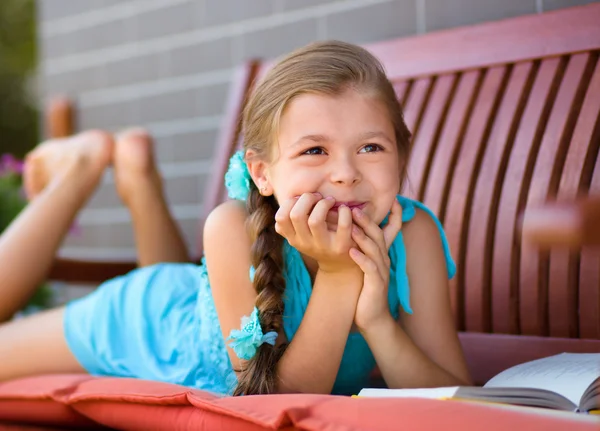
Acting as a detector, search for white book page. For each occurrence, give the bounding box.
[358,387,460,399]
[484,353,600,407]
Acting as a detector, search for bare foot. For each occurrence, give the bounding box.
[113,128,163,205]
[23,130,114,201]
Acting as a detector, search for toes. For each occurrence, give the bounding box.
[116,127,151,145]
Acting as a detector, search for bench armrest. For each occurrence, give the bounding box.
[49,258,137,284]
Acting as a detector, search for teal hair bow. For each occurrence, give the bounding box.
[227,307,278,360]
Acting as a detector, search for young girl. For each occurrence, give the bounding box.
[0,41,471,396]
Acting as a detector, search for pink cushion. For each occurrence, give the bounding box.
[0,375,595,430]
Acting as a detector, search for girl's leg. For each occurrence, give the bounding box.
[0,130,113,322]
[0,131,113,381]
[0,307,84,380]
[113,129,190,266]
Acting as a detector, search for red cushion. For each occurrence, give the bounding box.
[0,375,595,430]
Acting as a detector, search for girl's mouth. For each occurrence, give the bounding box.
[330,201,366,212]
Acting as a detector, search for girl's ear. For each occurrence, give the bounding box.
[245,149,273,196]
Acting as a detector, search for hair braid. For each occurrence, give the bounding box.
[233,186,287,395]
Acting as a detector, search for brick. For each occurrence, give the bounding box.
[325,0,418,44]
[236,18,319,63]
[180,218,201,255]
[86,182,121,209]
[42,33,78,58]
[41,66,107,96]
[197,82,229,117]
[164,174,209,205]
[45,20,130,57]
[77,101,136,130]
[171,129,220,162]
[424,0,537,32]
[38,0,95,21]
[543,0,599,11]
[137,88,200,124]
[202,0,275,26]
[135,2,201,40]
[279,0,343,12]
[104,52,167,87]
[154,136,175,163]
[168,38,235,77]
[63,222,135,249]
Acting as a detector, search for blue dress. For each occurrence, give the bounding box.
[63,196,455,395]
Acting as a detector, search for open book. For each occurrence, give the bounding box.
[358,353,599,413]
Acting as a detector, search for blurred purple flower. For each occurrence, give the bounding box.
[0,154,24,176]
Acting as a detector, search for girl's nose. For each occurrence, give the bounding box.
[330,156,361,185]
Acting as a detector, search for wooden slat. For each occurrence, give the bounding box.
[402,78,433,139]
[444,66,507,333]
[401,77,435,198]
[579,66,600,338]
[49,259,137,284]
[464,62,535,335]
[520,53,594,338]
[368,3,600,81]
[580,192,600,339]
[459,332,600,385]
[393,80,411,107]
[404,75,456,202]
[549,55,600,339]
[416,72,480,327]
[46,96,75,139]
[491,58,563,336]
[422,71,480,222]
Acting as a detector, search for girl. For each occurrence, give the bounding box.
[0,41,471,396]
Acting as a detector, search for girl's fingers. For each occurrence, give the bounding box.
[352,207,386,253]
[308,196,336,244]
[349,247,380,280]
[335,205,353,249]
[383,199,403,250]
[274,197,298,239]
[351,224,387,279]
[289,193,321,241]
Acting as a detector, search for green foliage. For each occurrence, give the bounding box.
[0,0,38,158]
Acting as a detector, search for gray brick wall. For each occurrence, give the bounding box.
[36,0,599,265]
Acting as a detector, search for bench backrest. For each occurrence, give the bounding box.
[365,3,600,382]
[245,4,600,384]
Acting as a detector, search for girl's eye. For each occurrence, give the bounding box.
[360,144,383,153]
[302,147,326,156]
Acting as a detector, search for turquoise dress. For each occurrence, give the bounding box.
[63,196,455,396]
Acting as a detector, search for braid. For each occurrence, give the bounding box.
[233,186,287,395]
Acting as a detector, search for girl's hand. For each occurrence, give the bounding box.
[350,199,403,331]
[275,193,358,274]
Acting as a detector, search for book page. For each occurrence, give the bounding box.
[484,353,600,407]
[358,387,460,399]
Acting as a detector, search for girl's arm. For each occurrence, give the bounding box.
[205,200,363,394]
[360,209,472,388]
[277,268,362,393]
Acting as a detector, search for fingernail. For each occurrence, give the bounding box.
[325,196,335,201]
[313,192,321,197]
[353,207,363,217]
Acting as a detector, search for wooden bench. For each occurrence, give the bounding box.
[46,5,599,386]
[46,60,260,284]
[362,3,600,384]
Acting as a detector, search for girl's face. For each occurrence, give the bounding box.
[265,88,401,227]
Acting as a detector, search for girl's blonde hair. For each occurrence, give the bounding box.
[233,40,411,396]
